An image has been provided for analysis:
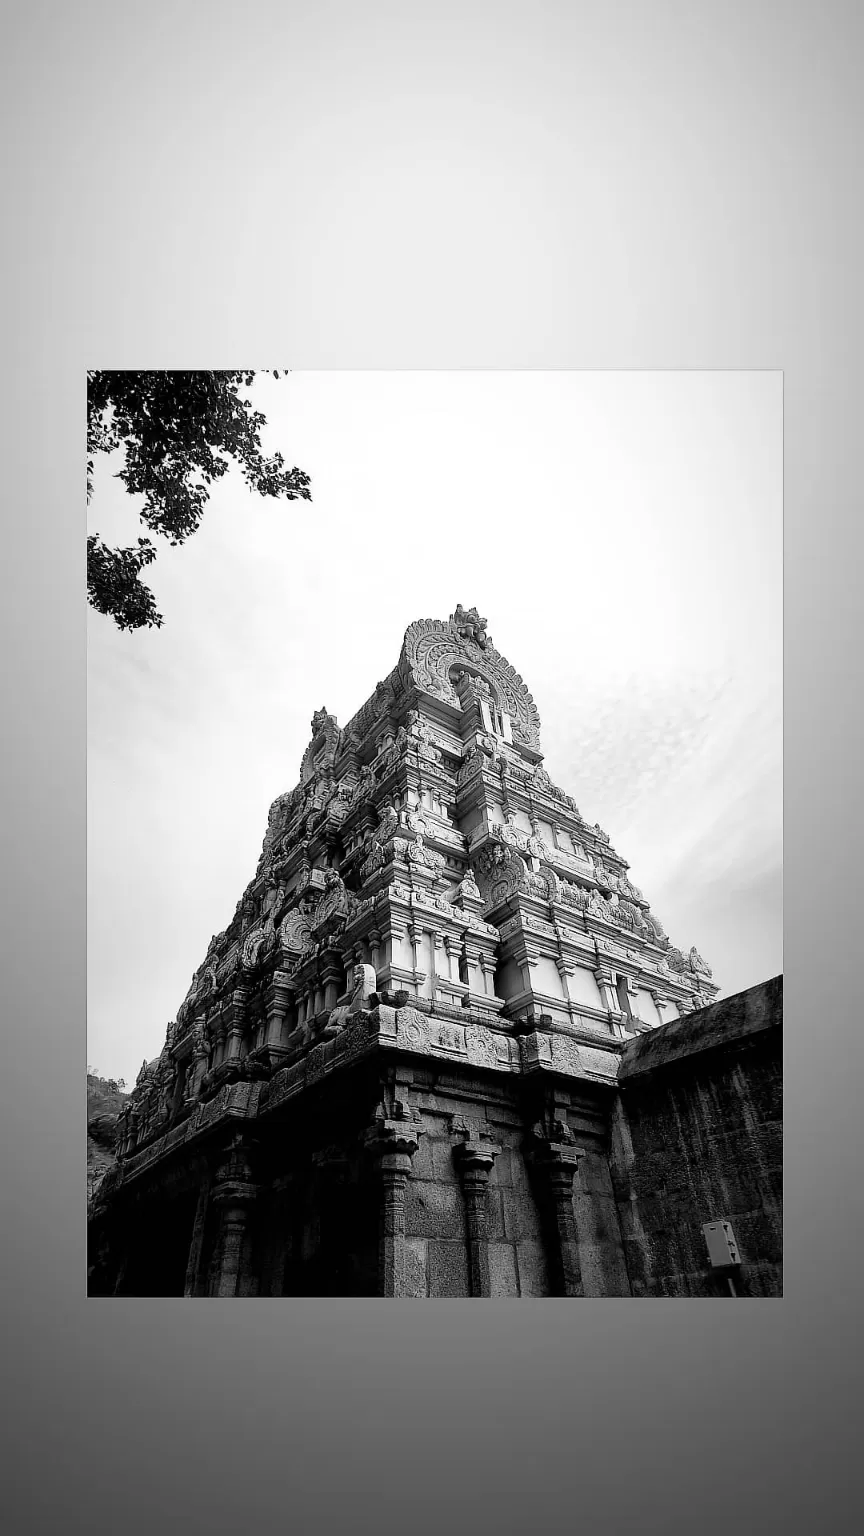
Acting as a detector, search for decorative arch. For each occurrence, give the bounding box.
[398,612,542,749]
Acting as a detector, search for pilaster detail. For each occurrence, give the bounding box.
[453,1137,501,1297]
[209,1134,258,1297]
[529,1132,586,1297]
[363,1115,424,1297]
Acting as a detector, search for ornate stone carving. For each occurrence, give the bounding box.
[398,710,442,763]
[279,903,315,955]
[614,898,639,932]
[398,615,541,747]
[689,946,713,978]
[310,869,354,943]
[473,841,526,907]
[450,604,489,649]
[299,708,342,787]
[102,605,718,1195]
[666,947,689,974]
[643,910,669,946]
[586,889,616,924]
[323,963,378,1037]
[456,870,482,903]
[241,922,271,971]
[405,834,446,872]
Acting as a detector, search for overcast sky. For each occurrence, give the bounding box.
[87,372,781,1085]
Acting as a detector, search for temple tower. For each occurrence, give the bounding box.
[90,607,734,1299]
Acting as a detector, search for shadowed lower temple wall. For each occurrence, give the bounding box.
[610,976,783,1297]
[89,978,782,1298]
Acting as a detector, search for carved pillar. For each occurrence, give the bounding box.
[431,930,444,1000]
[454,1140,501,1297]
[320,956,344,1011]
[368,927,382,978]
[622,975,641,1022]
[226,984,249,1060]
[364,1118,423,1297]
[265,971,294,1047]
[462,940,484,997]
[183,1173,212,1297]
[478,950,495,997]
[209,1135,257,1297]
[406,922,423,996]
[594,966,628,1037]
[530,1140,585,1297]
[650,989,668,1027]
[593,965,617,1011]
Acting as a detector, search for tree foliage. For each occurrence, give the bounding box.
[87,371,311,630]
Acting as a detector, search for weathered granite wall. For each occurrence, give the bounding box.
[610,976,782,1297]
[89,982,783,1299]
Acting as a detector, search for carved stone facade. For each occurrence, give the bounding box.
[88,608,780,1297]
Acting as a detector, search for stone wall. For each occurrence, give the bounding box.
[89,979,783,1299]
[610,976,782,1297]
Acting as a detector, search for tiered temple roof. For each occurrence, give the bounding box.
[116,605,717,1161]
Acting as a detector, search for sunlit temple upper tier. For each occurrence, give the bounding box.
[122,605,717,1140]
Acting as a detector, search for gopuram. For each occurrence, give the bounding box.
[88,607,783,1298]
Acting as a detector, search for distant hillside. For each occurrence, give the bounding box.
[87,1073,130,1201]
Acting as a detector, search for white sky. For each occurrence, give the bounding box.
[87,372,781,1085]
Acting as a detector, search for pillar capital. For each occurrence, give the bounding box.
[453,1139,501,1179]
[528,1135,585,1296]
[211,1178,257,1207]
[364,1117,424,1163]
[530,1138,585,1174]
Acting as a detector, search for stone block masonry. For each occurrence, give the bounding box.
[611,976,782,1297]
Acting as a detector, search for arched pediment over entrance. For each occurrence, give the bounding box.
[398,606,542,750]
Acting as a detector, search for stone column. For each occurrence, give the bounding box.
[183,1174,212,1297]
[431,930,444,1001]
[226,984,249,1060]
[650,990,668,1027]
[364,1119,423,1297]
[209,1137,257,1297]
[368,928,382,978]
[454,1140,501,1297]
[530,1139,585,1297]
[406,923,423,996]
[623,975,641,1023]
[320,956,344,1012]
[556,956,576,1005]
[462,940,484,997]
[593,965,618,1012]
[265,970,294,1048]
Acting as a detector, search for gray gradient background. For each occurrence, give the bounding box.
[2,1,860,1532]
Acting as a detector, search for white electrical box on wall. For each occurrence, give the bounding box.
[702,1221,741,1268]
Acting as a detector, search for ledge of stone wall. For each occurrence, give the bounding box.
[617,975,782,1082]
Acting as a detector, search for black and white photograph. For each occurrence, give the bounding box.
[86,371,782,1298]
[5,1,861,1529]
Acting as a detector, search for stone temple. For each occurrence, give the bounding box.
[88,606,782,1297]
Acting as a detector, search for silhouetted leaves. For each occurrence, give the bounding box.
[87,371,311,631]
